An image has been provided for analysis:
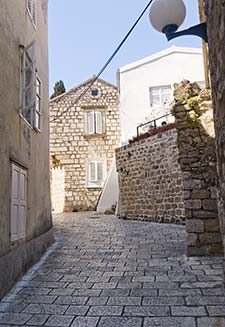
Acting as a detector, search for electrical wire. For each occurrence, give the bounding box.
[50,0,154,123]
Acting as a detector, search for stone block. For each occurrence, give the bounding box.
[185,199,202,210]
[187,233,198,246]
[199,233,222,245]
[203,199,217,211]
[204,219,221,232]
[186,219,204,233]
[191,189,210,199]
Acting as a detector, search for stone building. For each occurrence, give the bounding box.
[0,0,53,299]
[49,77,120,212]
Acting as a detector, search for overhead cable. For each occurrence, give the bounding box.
[50,0,154,123]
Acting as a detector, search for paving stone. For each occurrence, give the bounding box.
[143,296,185,306]
[100,289,130,297]
[98,316,143,327]
[117,282,142,289]
[171,306,207,316]
[186,296,225,305]
[87,305,123,316]
[26,314,49,325]
[22,304,68,315]
[130,289,158,297]
[123,305,170,317]
[54,296,88,305]
[44,315,74,326]
[181,282,222,289]
[0,302,27,313]
[107,297,141,306]
[92,283,117,289]
[64,305,89,316]
[86,297,108,305]
[207,306,225,316]
[197,317,225,327]
[0,313,32,325]
[72,289,101,296]
[22,295,58,304]
[71,316,99,327]
[144,317,196,326]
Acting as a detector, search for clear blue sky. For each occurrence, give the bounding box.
[48,0,201,94]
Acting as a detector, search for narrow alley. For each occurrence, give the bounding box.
[0,212,224,327]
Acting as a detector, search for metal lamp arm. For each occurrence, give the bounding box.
[165,22,208,43]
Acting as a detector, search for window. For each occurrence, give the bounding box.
[11,163,27,242]
[87,159,106,188]
[26,0,36,27]
[149,85,172,108]
[85,110,105,135]
[20,41,42,131]
[91,89,98,97]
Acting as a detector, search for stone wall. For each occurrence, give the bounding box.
[205,0,225,253]
[173,81,223,256]
[50,77,120,212]
[116,126,185,224]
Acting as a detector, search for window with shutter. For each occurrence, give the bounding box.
[87,159,106,188]
[11,163,27,242]
[85,110,105,135]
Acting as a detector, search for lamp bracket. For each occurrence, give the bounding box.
[165,22,208,43]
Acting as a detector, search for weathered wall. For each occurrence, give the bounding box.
[173,81,223,256]
[50,78,120,212]
[0,0,53,298]
[205,0,225,252]
[116,126,185,224]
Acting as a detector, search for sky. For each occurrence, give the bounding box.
[48,0,202,94]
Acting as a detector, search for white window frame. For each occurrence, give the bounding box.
[26,0,37,28]
[34,75,42,131]
[20,41,42,131]
[85,110,105,135]
[86,159,106,188]
[11,163,27,242]
[149,85,173,109]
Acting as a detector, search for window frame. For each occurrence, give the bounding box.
[86,159,106,189]
[19,41,43,132]
[34,75,42,132]
[85,109,106,136]
[149,85,173,108]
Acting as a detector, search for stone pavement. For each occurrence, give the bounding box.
[0,212,225,327]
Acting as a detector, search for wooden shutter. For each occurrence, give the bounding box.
[95,111,103,134]
[97,161,104,181]
[18,168,27,239]
[11,163,27,241]
[11,164,20,241]
[87,112,95,134]
[89,161,96,181]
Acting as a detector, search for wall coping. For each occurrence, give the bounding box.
[116,123,176,152]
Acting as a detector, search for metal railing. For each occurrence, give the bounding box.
[136,113,174,137]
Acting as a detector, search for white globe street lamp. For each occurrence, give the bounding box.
[149,0,208,43]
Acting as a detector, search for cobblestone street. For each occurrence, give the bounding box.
[0,212,225,327]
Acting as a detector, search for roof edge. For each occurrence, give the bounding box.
[119,46,203,73]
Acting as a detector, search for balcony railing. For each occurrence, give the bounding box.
[137,113,174,137]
